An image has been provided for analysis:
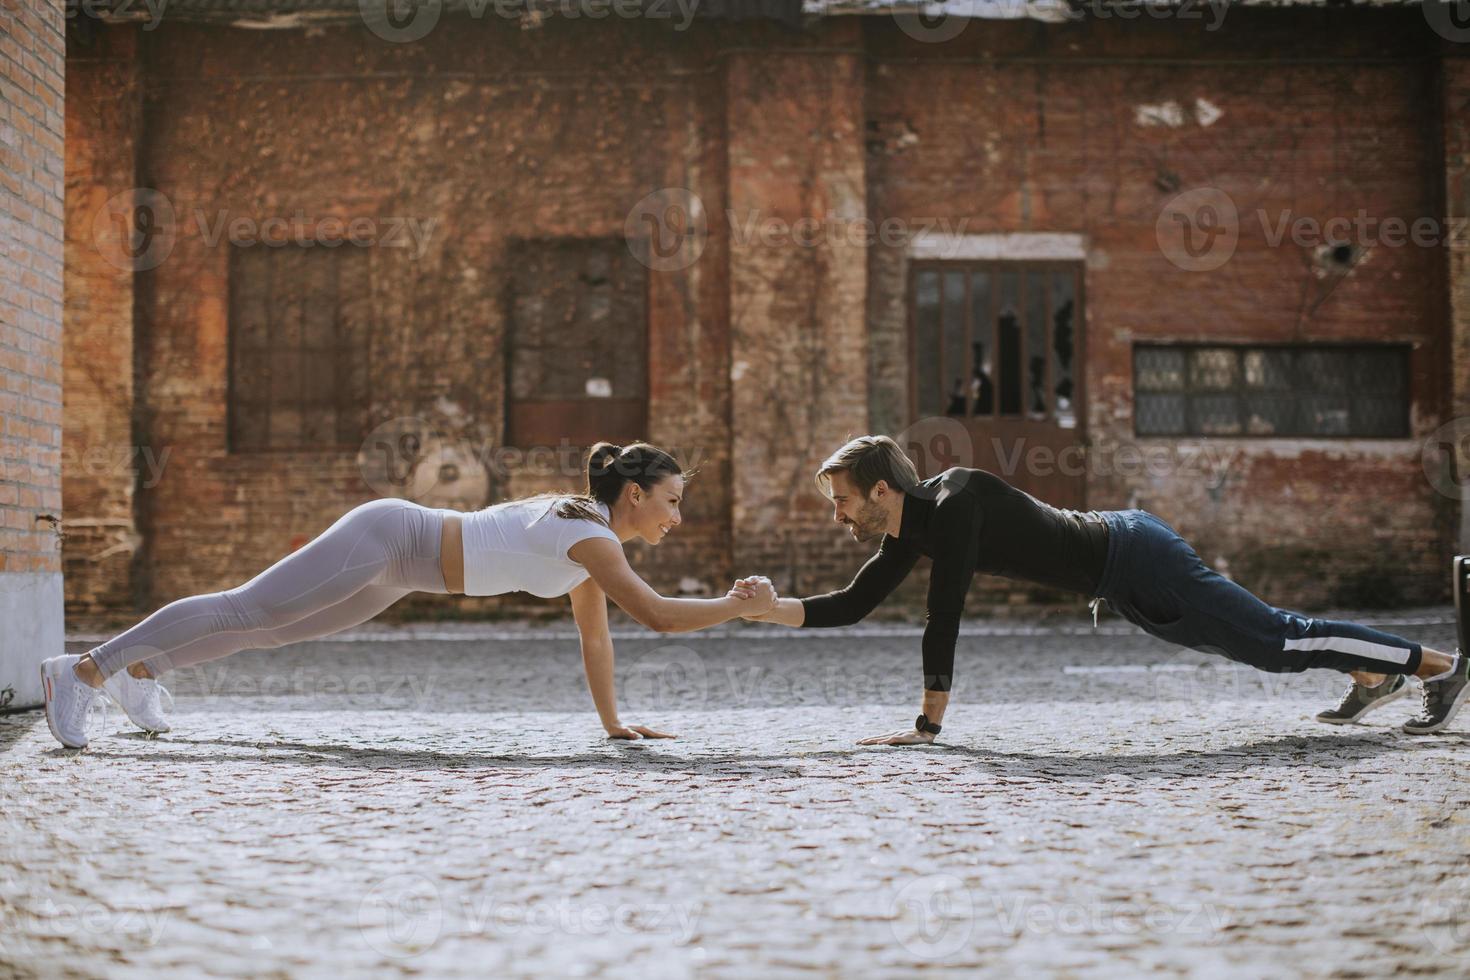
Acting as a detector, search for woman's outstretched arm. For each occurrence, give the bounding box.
[569,577,673,740]
[569,537,775,633]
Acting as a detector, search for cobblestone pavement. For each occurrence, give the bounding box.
[3,611,1469,978]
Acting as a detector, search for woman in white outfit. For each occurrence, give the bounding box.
[41,442,776,749]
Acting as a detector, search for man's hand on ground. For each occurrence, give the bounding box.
[856,727,936,746]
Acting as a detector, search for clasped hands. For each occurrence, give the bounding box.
[726,575,778,618]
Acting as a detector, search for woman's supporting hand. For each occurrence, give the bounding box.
[606,723,677,740]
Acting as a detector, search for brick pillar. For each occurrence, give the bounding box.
[62,25,143,617]
[0,0,66,708]
[725,34,869,592]
[1446,57,1470,553]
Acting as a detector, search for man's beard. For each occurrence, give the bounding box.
[847,499,888,541]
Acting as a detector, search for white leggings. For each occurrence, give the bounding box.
[89,498,451,679]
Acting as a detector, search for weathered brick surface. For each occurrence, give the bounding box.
[67,16,748,624]
[0,0,65,580]
[727,26,872,597]
[2,613,1466,975]
[59,7,1468,629]
[866,9,1456,612]
[1445,55,1470,553]
[61,24,142,613]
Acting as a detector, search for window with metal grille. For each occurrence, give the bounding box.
[228,244,370,453]
[505,238,648,448]
[911,262,1082,428]
[1133,345,1409,437]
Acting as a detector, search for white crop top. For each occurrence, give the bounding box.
[459,496,621,598]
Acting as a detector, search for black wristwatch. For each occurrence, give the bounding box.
[915,713,942,735]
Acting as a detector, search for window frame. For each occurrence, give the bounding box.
[906,259,1086,428]
[1132,342,1412,439]
[502,236,652,450]
[226,243,367,455]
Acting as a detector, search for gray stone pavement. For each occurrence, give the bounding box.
[3,610,1469,978]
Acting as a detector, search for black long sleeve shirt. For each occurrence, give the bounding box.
[799,468,1109,691]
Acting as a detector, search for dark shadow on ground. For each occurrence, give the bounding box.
[41,730,1427,782]
[0,709,41,755]
[927,732,1415,782]
[65,734,810,776]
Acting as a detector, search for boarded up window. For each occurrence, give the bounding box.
[1134,345,1409,437]
[505,239,648,447]
[228,245,370,452]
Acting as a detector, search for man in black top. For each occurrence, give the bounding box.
[738,435,1470,742]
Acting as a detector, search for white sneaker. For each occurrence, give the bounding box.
[40,655,103,749]
[102,668,173,734]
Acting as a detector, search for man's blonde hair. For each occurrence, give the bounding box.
[815,435,921,499]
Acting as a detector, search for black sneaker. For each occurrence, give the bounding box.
[1314,674,1409,725]
[1403,651,1470,735]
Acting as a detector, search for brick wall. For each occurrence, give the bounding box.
[726,23,874,597]
[1,0,65,708]
[63,24,141,615]
[60,6,1466,629]
[71,15,745,624]
[866,9,1452,612]
[1445,55,1470,555]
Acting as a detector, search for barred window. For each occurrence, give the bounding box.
[1134,345,1409,437]
[505,238,648,448]
[912,263,1081,429]
[228,245,371,452]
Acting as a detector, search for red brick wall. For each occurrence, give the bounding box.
[865,9,1451,611]
[61,7,1464,626]
[63,24,142,615]
[1,0,65,706]
[1445,55,1470,556]
[78,15,748,623]
[727,24,874,597]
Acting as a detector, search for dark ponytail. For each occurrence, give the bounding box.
[552,441,689,526]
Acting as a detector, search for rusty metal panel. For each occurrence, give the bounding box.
[227,244,368,453]
[504,238,649,448]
